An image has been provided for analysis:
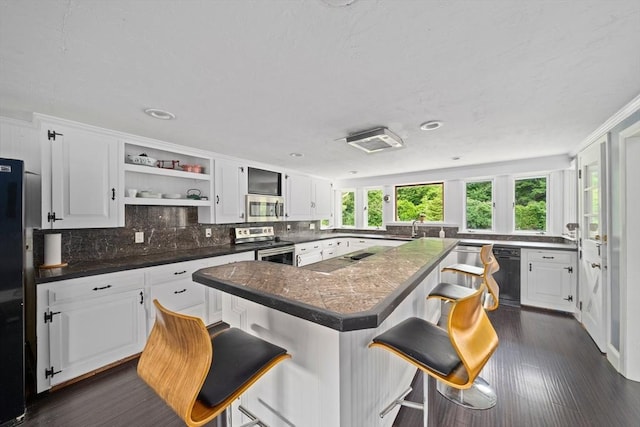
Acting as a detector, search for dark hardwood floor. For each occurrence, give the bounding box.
[21,306,640,426]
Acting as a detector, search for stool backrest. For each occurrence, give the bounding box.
[480,244,500,311]
[138,300,213,425]
[448,282,499,386]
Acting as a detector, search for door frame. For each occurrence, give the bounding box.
[577,136,608,353]
[618,119,640,380]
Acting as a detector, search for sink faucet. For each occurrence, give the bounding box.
[411,220,419,238]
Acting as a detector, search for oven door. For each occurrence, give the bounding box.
[257,246,295,265]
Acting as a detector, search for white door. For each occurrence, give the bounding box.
[578,137,607,352]
[214,159,247,223]
[47,289,147,386]
[46,124,120,228]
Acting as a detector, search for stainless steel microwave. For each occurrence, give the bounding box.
[246,195,284,222]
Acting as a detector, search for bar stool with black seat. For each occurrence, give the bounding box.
[137,299,291,427]
[369,282,499,426]
[433,244,500,311]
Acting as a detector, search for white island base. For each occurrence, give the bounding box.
[220,269,442,427]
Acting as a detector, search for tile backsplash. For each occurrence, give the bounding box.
[34,206,320,265]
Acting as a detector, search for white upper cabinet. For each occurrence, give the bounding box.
[214,158,247,223]
[285,173,313,220]
[313,178,332,221]
[285,174,333,221]
[39,117,121,228]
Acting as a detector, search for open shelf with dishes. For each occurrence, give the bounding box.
[122,140,214,215]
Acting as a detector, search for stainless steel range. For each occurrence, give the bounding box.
[233,226,295,266]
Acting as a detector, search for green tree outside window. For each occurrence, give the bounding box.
[466,181,492,230]
[366,189,383,227]
[514,177,547,231]
[395,183,444,222]
[341,191,355,226]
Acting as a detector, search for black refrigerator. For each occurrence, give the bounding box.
[0,158,25,425]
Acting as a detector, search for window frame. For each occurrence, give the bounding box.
[394,182,445,223]
[512,174,549,234]
[463,178,495,232]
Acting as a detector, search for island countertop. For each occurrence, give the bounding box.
[193,237,458,331]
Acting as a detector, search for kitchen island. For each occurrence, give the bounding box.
[193,237,457,427]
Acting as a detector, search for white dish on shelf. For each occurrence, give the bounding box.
[127,154,157,167]
[138,192,162,198]
[163,193,182,199]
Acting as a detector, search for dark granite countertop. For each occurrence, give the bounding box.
[457,238,577,251]
[35,244,259,284]
[193,237,458,331]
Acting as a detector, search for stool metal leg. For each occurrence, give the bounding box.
[435,376,497,410]
[423,371,429,427]
[237,405,268,427]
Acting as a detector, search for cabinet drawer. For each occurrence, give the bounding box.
[526,251,572,264]
[296,241,322,254]
[145,259,206,285]
[322,239,337,249]
[151,280,206,313]
[47,271,145,305]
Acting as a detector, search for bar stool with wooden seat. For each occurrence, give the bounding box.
[433,244,500,311]
[137,299,291,427]
[369,281,499,426]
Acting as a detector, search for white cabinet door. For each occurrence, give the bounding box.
[214,158,247,223]
[522,250,576,312]
[42,121,120,228]
[297,251,324,267]
[286,173,313,220]
[47,288,146,386]
[313,178,333,221]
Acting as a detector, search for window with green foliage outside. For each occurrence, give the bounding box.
[466,181,493,230]
[365,189,383,228]
[395,183,444,222]
[514,177,547,231]
[341,191,355,227]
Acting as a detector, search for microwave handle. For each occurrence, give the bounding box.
[275,200,280,219]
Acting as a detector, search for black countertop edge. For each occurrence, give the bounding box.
[457,239,577,251]
[35,245,258,284]
[193,239,457,332]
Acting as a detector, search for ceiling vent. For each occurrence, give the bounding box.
[346,127,404,153]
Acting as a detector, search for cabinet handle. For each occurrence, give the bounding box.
[92,285,112,291]
[140,291,144,305]
[529,263,532,272]
[111,188,116,201]
[174,289,187,294]
[563,295,574,302]
[591,263,601,269]
[174,270,187,275]
[542,256,554,259]
[216,195,220,204]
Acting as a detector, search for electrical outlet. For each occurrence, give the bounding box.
[205,228,212,237]
[286,224,291,231]
[135,231,144,243]
[309,223,315,230]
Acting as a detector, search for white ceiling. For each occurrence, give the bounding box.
[1,0,639,179]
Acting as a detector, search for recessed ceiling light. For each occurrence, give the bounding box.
[144,108,176,120]
[419,120,443,131]
[289,152,304,157]
[348,170,358,175]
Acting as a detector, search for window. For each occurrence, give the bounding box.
[395,183,444,222]
[514,177,547,232]
[364,188,383,228]
[341,190,355,227]
[465,180,493,230]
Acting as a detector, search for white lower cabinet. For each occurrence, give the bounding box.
[36,251,254,393]
[37,270,146,392]
[521,249,577,312]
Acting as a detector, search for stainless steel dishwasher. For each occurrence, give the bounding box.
[492,246,521,306]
